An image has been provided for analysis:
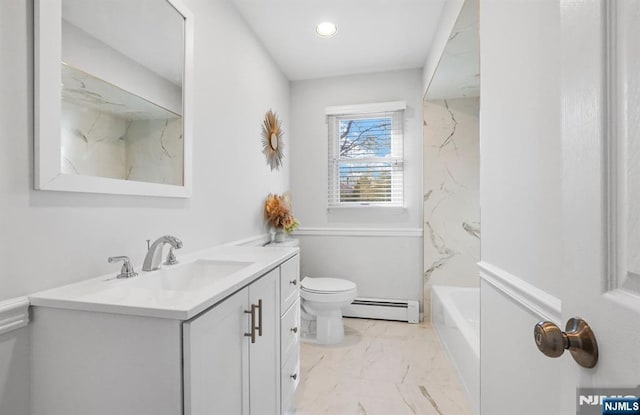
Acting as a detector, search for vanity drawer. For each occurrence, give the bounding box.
[281,348,300,415]
[280,298,300,361]
[280,255,300,312]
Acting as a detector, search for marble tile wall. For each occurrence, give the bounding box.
[126,118,183,185]
[423,98,480,317]
[61,100,127,179]
[61,102,183,185]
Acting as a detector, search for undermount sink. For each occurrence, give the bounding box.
[129,260,254,292]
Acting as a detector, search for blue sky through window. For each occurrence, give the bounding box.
[337,116,393,202]
[339,117,392,158]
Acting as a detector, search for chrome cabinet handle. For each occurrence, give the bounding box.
[256,299,263,337]
[290,373,297,380]
[244,305,257,343]
[533,317,598,368]
[290,279,297,286]
[291,326,298,334]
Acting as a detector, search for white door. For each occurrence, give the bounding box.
[557,1,640,413]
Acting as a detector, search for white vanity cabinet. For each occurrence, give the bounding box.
[183,267,280,415]
[30,249,300,415]
[279,254,301,414]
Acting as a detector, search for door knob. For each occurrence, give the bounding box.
[533,317,598,368]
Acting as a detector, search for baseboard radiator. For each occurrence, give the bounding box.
[342,297,419,323]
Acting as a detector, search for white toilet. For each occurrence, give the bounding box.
[300,277,357,345]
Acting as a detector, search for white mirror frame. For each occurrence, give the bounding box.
[34,0,193,198]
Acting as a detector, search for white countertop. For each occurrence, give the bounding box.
[29,245,299,320]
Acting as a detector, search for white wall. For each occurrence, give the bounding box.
[0,327,29,415]
[480,0,563,413]
[423,98,479,317]
[290,69,424,309]
[422,0,465,97]
[0,0,290,413]
[62,20,182,114]
[290,69,423,230]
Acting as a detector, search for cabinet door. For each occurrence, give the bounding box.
[248,268,280,415]
[183,287,250,415]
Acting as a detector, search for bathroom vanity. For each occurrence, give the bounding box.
[29,245,300,415]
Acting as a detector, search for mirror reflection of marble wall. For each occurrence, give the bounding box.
[60,0,185,186]
[61,66,184,185]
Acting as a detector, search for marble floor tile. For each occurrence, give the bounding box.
[294,318,473,415]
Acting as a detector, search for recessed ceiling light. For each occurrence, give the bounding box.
[315,22,337,37]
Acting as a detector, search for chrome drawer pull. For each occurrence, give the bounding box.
[291,326,298,334]
[290,373,297,380]
[256,299,263,337]
[244,305,257,343]
[290,279,297,286]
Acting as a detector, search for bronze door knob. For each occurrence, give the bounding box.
[533,317,598,368]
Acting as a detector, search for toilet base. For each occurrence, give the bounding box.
[316,311,346,344]
[301,309,345,345]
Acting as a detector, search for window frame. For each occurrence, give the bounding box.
[326,101,406,208]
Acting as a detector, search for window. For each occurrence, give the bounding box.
[327,102,405,207]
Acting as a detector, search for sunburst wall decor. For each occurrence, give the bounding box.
[261,109,284,171]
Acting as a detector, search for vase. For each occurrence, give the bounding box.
[274,228,287,243]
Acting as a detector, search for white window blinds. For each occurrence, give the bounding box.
[327,102,405,207]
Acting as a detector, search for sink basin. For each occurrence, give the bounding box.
[129,260,254,292]
[29,244,298,320]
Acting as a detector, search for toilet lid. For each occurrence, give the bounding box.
[301,277,356,293]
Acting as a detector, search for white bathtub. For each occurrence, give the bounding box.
[431,285,479,414]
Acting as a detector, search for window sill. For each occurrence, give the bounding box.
[327,204,407,213]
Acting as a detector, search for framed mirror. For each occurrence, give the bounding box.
[35,0,193,197]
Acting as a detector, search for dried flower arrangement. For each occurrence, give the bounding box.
[264,193,299,234]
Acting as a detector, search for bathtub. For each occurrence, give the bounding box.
[431,286,479,414]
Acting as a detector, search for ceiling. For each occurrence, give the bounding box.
[230,0,447,81]
[425,0,479,100]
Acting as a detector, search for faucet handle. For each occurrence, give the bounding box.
[108,256,138,279]
[163,247,179,266]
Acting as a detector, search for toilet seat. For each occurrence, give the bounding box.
[300,288,357,303]
[301,277,356,293]
[300,277,357,304]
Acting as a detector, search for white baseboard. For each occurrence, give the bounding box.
[343,297,419,323]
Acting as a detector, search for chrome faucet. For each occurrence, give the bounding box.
[108,256,138,279]
[143,235,183,271]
